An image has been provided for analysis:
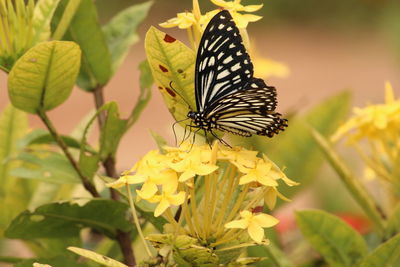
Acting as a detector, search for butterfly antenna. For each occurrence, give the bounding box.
[172,117,190,146]
[169,81,192,109]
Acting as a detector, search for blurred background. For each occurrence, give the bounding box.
[0,0,399,169]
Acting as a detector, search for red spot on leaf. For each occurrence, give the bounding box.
[159,65,168,72]
[158,86,163,90]
[165,87,176,97]
[164,34,176,43]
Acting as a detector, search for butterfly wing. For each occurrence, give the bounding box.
[206,78,287,137]
[195,10,254,112]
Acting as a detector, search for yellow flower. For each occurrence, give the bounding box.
[219,146,258,169]
[237,158,279,186]
[332,82,400,143]
[159,12,197,29]
[210,0,263,28]
[146,183,186,217]
[225,210,279,243]
[168,149,218,182]
[253,55,290,79]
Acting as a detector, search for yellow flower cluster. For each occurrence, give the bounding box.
[160,0,263,31]
[332,82,400,143]
[332,82,400,189]
[108,142,296,245]
[159,0,289,79]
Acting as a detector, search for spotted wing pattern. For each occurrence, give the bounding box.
[195,10,253,112]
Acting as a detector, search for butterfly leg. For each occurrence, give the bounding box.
[210,131,232,148]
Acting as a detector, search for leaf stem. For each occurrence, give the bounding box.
[37,109,100,197]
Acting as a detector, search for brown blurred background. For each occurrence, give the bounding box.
[0,0,399,170]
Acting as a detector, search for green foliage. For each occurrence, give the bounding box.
[103,1,153,73]
[54,0,112,90]
[248,243,295,267]
[68,246,128,267]
[99,102,127,160]
[386,204,400,238]
[359,234,400,267]
[10,151,81,184]
[0,105,29,235]
[8,41,81,113]
[238,92,351,200]
[296,210,368,266]
[5,199,133,239]
[31,0,61,44]
[14,256,89,267]
[145,26,195,127]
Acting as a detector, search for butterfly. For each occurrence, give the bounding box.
[185,9,287,145]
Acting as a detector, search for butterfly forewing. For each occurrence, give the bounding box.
[195,10,254,112]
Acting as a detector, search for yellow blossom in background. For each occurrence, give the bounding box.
[210,0,263,28]
[332,82,400,143]
[225,210,279,243]
[159,12,197,29]
[331,82,400,192]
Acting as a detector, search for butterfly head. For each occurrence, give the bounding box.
[187,111,216,130]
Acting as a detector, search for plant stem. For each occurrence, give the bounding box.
[126,183,152,258]
[37,110,100,197]
[92,85,136,266]
[311,128,386,236]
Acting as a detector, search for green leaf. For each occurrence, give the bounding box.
[0,104,28,193]
[10,151,81,184]
[296,210,368,266]
[14,255,88,267]
[68,247,128,267]
[5,199,133,239]
[32,0,61,44]
[79,151,100,180]
[103,1,153,73]
[52,0,82,40]
[385,203,400,237]
[358,233,400,267]
[145,26,195,126]
[58,0,112,90]
[8,41,81,113]
[149,130,167,153]
[99,102,127,160]
[0,104,30,235]
[27,132,96,154]
[238,92,351,200]
[126,60,153,129]
[247,243,295,267]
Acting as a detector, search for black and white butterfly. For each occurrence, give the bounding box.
[186,10,287,144]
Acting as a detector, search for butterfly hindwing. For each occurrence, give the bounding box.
[205,78,287,137]
[195,10,254,112]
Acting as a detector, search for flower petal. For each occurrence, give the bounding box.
[225,219,248,229]
[247,222,264,243]
[242,4,263,12]
[253,213,279,228]
[154,198,170,217]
